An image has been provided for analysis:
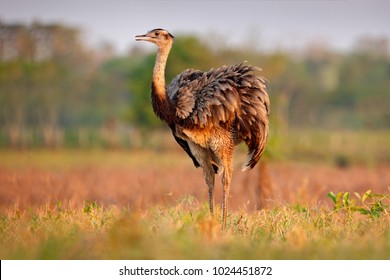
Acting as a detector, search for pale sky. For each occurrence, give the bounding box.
[1,0,389,53]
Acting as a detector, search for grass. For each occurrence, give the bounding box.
[273,129,390,165]
[1,199,389,259]
[1,129,390,260]
[2,128,389,169]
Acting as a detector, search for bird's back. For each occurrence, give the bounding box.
[168,63,270,170]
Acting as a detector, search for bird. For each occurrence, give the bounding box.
[135,28,270,229]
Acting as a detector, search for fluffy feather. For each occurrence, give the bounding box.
[168,63,270,170]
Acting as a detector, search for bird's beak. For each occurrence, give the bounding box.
[135,34,153,42]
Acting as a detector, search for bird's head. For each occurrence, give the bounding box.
[135,28,174,48]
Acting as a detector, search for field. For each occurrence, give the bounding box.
[1,143,390,259]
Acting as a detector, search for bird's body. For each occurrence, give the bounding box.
[136,29,270,229]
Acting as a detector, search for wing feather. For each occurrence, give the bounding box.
[168,62,270,169]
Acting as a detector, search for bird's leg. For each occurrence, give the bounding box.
[187,142,216,216]
[221,163,232,230]
[203,162,215,216]
[216,144,233,230]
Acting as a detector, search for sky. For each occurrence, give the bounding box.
[1,0,390,53]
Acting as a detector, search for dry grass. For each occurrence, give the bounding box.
[0,149,390,259]
[1,201,389,259]
[1,149,389,211]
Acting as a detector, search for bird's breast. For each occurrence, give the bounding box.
[178,123,236,151]
[181,128,210,148]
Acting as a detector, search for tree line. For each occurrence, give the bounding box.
[0,21,389,148]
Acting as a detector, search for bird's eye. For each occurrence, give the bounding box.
[155,32,159,36]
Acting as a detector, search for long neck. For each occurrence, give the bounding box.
[151,42,175,124]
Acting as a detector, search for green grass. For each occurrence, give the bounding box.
[0,148,190,171]
[276,129,390,165]
[2,129,390,169]
[1,199,389,259]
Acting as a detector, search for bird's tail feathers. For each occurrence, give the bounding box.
[241,127,268,171]
[236,71,269,171]
[242,151,255,172]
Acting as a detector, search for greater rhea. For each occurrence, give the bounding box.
[135,28,270,229]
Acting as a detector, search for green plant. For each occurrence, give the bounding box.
[327,189,390,218]
[83,200,101,213]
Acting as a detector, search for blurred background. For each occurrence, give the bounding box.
[1,0,389,151]
[0,0,390,210]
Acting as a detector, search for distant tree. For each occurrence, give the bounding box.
[0,22,93,146]
[328,46,390,128]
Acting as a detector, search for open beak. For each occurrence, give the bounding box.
[135,34,153,42]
